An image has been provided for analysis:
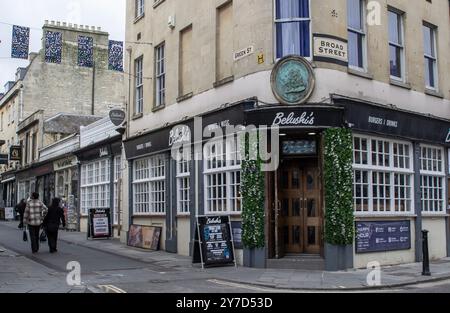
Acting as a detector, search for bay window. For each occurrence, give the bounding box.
[353,135,414,214]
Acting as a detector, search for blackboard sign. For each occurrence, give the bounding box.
[196,215,236,267]
[356,220,411,254]
[88,209,112,239]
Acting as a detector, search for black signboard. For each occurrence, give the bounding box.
[109,109,126,126]
[88,208,112,240]
[0,154,8,165]
[231,221,243,249]
[338,98,450,146]
[356,220,411,254]
[196,215,236,267]
[245,105,345,128]
[9,145,22,162]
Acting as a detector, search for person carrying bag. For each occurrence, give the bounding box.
[23,193,48,254]
[43,198,66,253]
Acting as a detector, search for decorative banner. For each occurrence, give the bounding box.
[108,40,123,71]
[11,25,30,59]
[45,31,62,63]
[78,35,94,67]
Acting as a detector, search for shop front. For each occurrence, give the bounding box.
[0,172,17,220]
[16,162,54,205]
[75,136,122,236]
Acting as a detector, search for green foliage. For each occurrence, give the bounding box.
[323,128,355,245]
[241,133,265,249]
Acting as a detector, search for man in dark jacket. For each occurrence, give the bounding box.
[43,198,66,253]
[15,199,26,229]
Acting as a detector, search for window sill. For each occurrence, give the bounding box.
[134,13,145,24]
[132,113,143,120]
[213,76,234,88]
[177,214,191,218]
[390,79,411,90]
[132,214,166,218]
[425,88,444,99]
[354,213,417,219]
[347,68,373,80]
[152,105,165,113]
[177,92,193,103]
[153,0,165,9]
[421,213,449,218]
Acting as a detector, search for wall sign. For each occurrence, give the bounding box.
[282,140,317,155]
[339,99,450,146]
[88,208,112,239]
[195,215,236,268]
[234,46,254,61]
[271,55,315,105]
[313,34,348,66]
[109,109,126,126]
[9,146,22,162]
[356,220,411,254]
[128,225,162,250]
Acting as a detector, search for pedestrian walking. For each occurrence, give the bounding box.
[43,198,66,253]
[23,193,48,254]
[15,199,27,229]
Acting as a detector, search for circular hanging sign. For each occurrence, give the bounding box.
[270,55,315,105]
[109,109,126,126]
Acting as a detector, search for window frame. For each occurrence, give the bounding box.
[388,8,405,81]
[134,56,144,115]
[154,42,166,109]
[420,144,446,215]
[423,23,438,90]
[347,0,368,72]
[176,157,191,215]
[203,136,242,215]
[352,134,415,217]
[80,158,111,216]
[273,0,312,61]
[135,0,145,19]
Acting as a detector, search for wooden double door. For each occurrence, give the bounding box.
[278,160,322,255]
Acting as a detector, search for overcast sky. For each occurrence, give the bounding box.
[0,0,126,90]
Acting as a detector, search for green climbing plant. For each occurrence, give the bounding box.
[241,131,265,249]
[323,128,355,245]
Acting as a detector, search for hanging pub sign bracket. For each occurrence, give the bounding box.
[194,215,237,269]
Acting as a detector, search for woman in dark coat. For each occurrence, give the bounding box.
[43,198,66,253]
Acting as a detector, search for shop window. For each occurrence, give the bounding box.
[80,159,111,215]
[352,135,414,215]
[204,136,242,214]
[177,157,190,214]
[420,145,445,213]
[275,0,311,59]
[133,155,166,215]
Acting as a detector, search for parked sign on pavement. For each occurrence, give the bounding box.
[88,209,112,239]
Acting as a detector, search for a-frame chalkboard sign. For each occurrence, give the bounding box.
[193,215,237,269]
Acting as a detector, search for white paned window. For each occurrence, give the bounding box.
[113,155,122,225]
[136,0,145,18]
[204,136,242,214]
[423,24,438,90]
[80,158,111,215]
[347,0,366,70]
[177,158,190,214]
[135,56,143,114]
[353,135,414,215]
[133,155,166,215]
[388,9,405,80]
[420,145,445,213]
[155,43,165,108]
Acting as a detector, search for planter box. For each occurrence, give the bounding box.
[243,247,266,268]
[325,243,353,271]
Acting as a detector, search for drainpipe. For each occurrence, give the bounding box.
[126,47,132,137]
[91,61,96,115]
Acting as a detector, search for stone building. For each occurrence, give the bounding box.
[121,0,450,270]
[0,21,125,214]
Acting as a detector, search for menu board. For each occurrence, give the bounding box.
[197,216,235,267]
[88,209,112,239]
[356,220,411,254]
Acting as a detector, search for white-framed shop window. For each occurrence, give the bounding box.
[420,145,445,213]
[177,157,190,214]
[113,155,122,225]
[133,154,166,215]
[80,158,110,216]
[353,135,414,215]
[204,136,242,214]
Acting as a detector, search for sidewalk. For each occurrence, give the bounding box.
[3,221,450,291]
[0,245,88,293]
